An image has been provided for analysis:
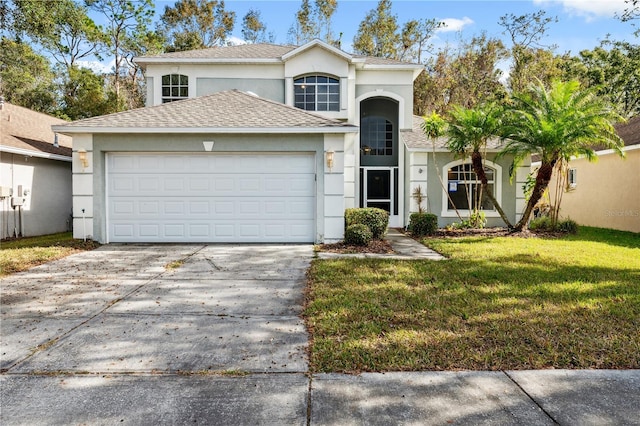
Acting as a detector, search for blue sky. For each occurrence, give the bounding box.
[213,0,636,52]
[84,0,637,71]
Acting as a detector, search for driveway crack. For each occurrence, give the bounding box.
[502,370,560,425]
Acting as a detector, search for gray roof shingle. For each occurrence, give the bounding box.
[53,90,357,133]
[135,41,420,67]
[1,103,72,157]
[402,115,504,150]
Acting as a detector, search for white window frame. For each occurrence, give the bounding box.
[161,74,189,103]
[293,75,340,112]
[441,159,502,218]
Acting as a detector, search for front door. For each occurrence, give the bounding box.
[361,167,400,227]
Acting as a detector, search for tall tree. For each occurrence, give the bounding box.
[12,0,104,69]
[498,10,558,92]
[445,103,513,227]
[0,37,57,113]
[621,0,639,22]
[499,80,625,231]
[61,66,116,120]
[242,8,271,44]
[577,41,640,119]
[414,34,508,115]
[159,0,235,51]
[86,0,155,109]
[288,0,338,46]
[352,0,400,58]
[398,18,441,63]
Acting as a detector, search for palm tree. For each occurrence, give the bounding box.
[446,103,513,228]
[500,79,625,231]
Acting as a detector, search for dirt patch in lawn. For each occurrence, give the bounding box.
[318,239,394,254]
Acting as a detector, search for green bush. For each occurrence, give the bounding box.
[529,216,553,231]
[558,218,579,234]
[344,208,389,239]
[408,212,438,236]
[344,223,373,246]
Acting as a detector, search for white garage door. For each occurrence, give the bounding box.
[107,153,316,243]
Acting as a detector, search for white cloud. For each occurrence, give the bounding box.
[227,36,247,46]
[436,17,474,33]
[533,0,627,20]
[76,59,114,75]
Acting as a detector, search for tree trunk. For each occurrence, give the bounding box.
[513,160,556,231]
[470,151,513,228]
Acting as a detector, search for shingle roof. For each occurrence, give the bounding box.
[0,103,72,158]
[135,41,420,67]
[144,43,295,60]
[53,90,357,133]
[615,115,640,147]
[401,115,504,151]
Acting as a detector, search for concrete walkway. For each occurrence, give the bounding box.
[318,228,446,260]
[1,244,638,425]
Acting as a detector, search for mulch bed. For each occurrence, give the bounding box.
[319,239,394,254]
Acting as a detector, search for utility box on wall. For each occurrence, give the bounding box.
[0,186,11,197]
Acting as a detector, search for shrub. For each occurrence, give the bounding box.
[344,208,389,239]
[344,223,373,246]
[558,218,579,234]
[408,212,438,236]
[529,216,553,231]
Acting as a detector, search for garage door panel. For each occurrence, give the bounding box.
[108,153,316,242]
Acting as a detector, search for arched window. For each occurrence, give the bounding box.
[442,160,502,216]
[294,75,339,111]
[162,74,188,103]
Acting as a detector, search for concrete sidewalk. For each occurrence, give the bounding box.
[1,243,638,425]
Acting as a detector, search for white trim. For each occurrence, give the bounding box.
[407,147,504,153]
[355,90,406,129]
[135,58,283,65]
[441,158,503,218]
[531,144,639,167]
[282,39,352,62]
[52,126,359,135]
[0,146,71,162]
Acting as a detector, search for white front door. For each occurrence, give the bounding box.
[106,152,316,243]
[361,167,401,227]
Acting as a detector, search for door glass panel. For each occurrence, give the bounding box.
[367,170,390,199]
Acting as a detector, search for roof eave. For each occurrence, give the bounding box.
[0,145,72,162]
[134,57,283,65]
[52,126,359,135]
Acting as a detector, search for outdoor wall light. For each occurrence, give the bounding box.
[326,150,334,171]
[78,149,89,168]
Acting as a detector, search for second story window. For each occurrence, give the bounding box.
[294,76,339,112]
[162,74,188,103]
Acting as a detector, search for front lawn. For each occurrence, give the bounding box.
[305,227,640,372]
[0,232,99,277]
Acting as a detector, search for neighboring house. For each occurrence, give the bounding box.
[549,115,640,233]
[0,101,73,239]
[53,40,528,244]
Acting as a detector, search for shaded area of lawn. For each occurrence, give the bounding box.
[305,227,640,372]
[0,233,100,277]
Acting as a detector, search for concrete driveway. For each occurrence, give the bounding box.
[2,243,639,425]
[1,244,313,424]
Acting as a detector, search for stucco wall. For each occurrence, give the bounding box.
[75,133,346,243]
[197,78,285,103]
[551,148,640,233]
[406,151,527,229]
[1,154,72,238]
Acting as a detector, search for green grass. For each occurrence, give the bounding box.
[0,232,100,277]
[305,226,640,372]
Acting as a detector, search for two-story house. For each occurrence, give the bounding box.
[54,39,528,243]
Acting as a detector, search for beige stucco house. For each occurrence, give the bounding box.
[53,40,528,243]
[1,102,73,238]
[550,116,640,233]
